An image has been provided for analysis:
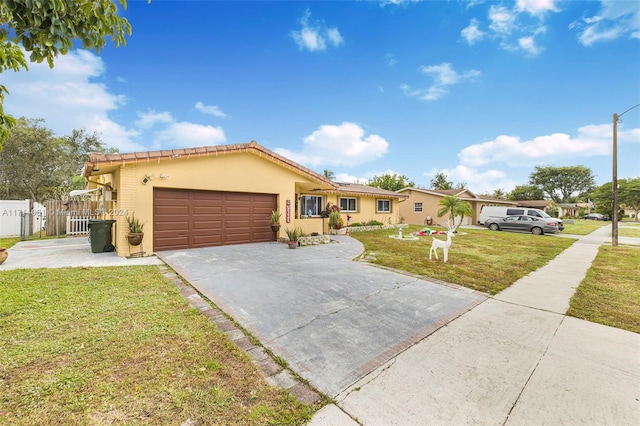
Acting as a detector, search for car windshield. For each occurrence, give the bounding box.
[539,211,552,218]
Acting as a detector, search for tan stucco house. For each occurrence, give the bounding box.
[396,187,518,226]
[81,141,406,256]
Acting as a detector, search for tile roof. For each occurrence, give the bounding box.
[83,141,336,188]
[329,182,409,199]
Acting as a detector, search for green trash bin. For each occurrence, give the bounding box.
[88,219,116,253]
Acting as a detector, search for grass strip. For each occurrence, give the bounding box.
[567,245,640,334]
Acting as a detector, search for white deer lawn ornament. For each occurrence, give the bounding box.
[429,223,456,263]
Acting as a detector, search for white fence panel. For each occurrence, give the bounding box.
[66,215,96,236]
[0,199,31,237]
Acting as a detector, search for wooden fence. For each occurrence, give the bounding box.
[44,199,98,236]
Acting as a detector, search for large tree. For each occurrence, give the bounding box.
[368,173,415,192]
[528,165,595,203]
[430,172,453,190]
[619,178,640,221]
[0,117,107,201]
[436,195,474,229]
[508,184,545,201]
[323,169,335,181]
[0,0,136,147]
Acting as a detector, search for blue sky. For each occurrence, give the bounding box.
[2,0,639,194]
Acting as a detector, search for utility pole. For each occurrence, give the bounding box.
[612,103,640,247]
[612,113,618,247]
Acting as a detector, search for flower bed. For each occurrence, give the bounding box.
[347,224,403,233]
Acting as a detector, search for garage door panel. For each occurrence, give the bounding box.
[155,236,190,249]
[225,206,252,215]
[192,235,223,246]
[154,188,276,251]
[193,220,222,230]
[155,221,189,231]
[155,189,190,200]
[193,206,222,216]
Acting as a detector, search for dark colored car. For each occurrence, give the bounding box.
[583,213,609,221]
[484,215,559,235]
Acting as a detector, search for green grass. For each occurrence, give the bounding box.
[0,234,64,249]
[619,226,640,238]
[350,226,575,294]
[568,245,640,334]
[561,219,609,235]
[0,266,317,425]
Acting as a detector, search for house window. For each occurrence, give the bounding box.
[300,195,323,216]
[339,197,357,212]
[377,199,391,213]
[414,202,423,213]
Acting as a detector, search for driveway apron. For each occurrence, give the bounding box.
[158,236,485,397]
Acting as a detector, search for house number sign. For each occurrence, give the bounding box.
[286,200,291,223]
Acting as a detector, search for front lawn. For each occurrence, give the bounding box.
[619,226,640,238]
[568,245,640,334]
[561,219,609,235]
[0,266,316,425]
[350,226,575,294]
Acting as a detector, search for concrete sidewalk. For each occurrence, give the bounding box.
[0,237,162,270]
[311,225,640,425]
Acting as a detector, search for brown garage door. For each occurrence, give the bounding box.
[153,188,277,251]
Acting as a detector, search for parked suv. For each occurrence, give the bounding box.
[479,206,564,231]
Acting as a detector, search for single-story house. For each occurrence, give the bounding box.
[396,187,519,225]
[515,200,552,212]
[556,202,590,218]
[81,141,406,256]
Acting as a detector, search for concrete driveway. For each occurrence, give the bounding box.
[158,236,486,397]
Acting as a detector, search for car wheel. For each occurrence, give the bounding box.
[531,227,543,235]
[489,223,499,231]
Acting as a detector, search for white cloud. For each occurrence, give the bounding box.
[134,111,173,129]
[518,35,544,55]
[195,101,230,119]
[385,53,398,66]
[461,18,486,45]
[274,122,389,167]
[136,111,226,149]
[2,49,145,152]
[466,2,560,56]
[515,0,559,17]
[291,10,344,52]
[326,28,344,46]
[380,0,421,7]
[489,5,517,34]
[572,0,640,46]
[457,123,639,168]
[402,63,481,101]
[335,172,369,184]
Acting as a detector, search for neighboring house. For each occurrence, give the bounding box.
[81,141,406,256]
[515,200,552,212]
[396,187,517,226]
[556,203,588,218]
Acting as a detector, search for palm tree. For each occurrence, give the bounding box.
[437,195,474,229]
[323,169,335,181]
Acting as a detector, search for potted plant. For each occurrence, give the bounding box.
[126,214,145,246]
[328,210,345,234]
[284,227,302,249]
[270,210,282,233]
